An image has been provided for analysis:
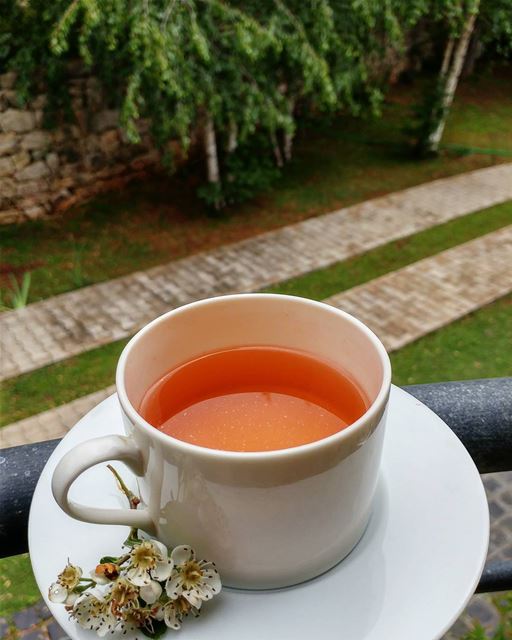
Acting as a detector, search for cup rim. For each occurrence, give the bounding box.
[116,293,391,460]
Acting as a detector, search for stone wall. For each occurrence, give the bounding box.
[0,70,164,224]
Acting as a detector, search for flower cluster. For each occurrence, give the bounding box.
[49,540,221,636]
[48,468,221,637]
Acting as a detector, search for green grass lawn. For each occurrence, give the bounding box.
[1,67,511,305]
[391,294,511,385]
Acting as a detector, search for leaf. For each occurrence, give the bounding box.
[99,556,119,564]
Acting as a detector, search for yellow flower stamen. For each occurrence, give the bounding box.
[181,561,203,589]
[131,541,159,571]
[58,563,82,589]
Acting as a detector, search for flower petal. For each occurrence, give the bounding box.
[182,590,202,609]
[153,605,164,621]
[126,566,152,587]
[48,582,68,603]
[165,573,183,599]
[171,545,194,566]
[195,583,214,600]
[202,569,222,594]
[152,559,174,581]
[65,592,79,606]
[191,586,211,601]
[151,539,169,559]
[72,592,107,630]
[163,604,181,630]
[140,580,162,605]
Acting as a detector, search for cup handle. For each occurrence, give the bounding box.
[51,434,156,535]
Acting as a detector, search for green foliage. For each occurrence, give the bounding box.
[71,241,89,288]
[0,1,72,118]
[199,133,281,208]
[478,0,512,57]
[1,1,412,205]
[2,1,509,204]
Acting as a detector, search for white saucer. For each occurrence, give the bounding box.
[29,386,489,640]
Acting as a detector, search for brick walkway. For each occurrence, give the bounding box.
[2,163,511,382]
[2,225,510,449]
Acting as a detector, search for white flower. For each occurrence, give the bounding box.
[161,596,200,630]
[110,577,139,610]
[71,591,119,637]
[48,562,82,605]
[126,540,174,587]
[162,600,182,630]
[165,546,221,606]
[121,606,155,634]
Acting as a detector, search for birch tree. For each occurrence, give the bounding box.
[426,0,481,153]
[415,0,512,155]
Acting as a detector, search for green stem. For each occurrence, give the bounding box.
[106,465,142,547]
[107,465,140,509]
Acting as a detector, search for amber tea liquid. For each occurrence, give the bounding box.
[139,346,368,452]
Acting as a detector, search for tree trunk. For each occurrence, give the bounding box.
[227,121,238,153]
[427,2,480,153]
[440,37,455,77]
[270,131,284,168]
[283,130,294,162]
[204,113,220,184]
[283,98,296,162]
[203,113,224,209]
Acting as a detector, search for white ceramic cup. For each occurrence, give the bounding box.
[52,293,391,589]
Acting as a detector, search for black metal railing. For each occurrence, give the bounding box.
[1,378,511,592]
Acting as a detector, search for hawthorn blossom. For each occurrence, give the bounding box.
[126,540,174,587]
[71,592,118,637]
[110,577,139,613]
[48,562,82,605]
[166,546,221,606]
[48,467,222,637]
[159,595,200,630]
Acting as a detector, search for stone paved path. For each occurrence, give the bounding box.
[1,224,510,449]
[2,163,511,382]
